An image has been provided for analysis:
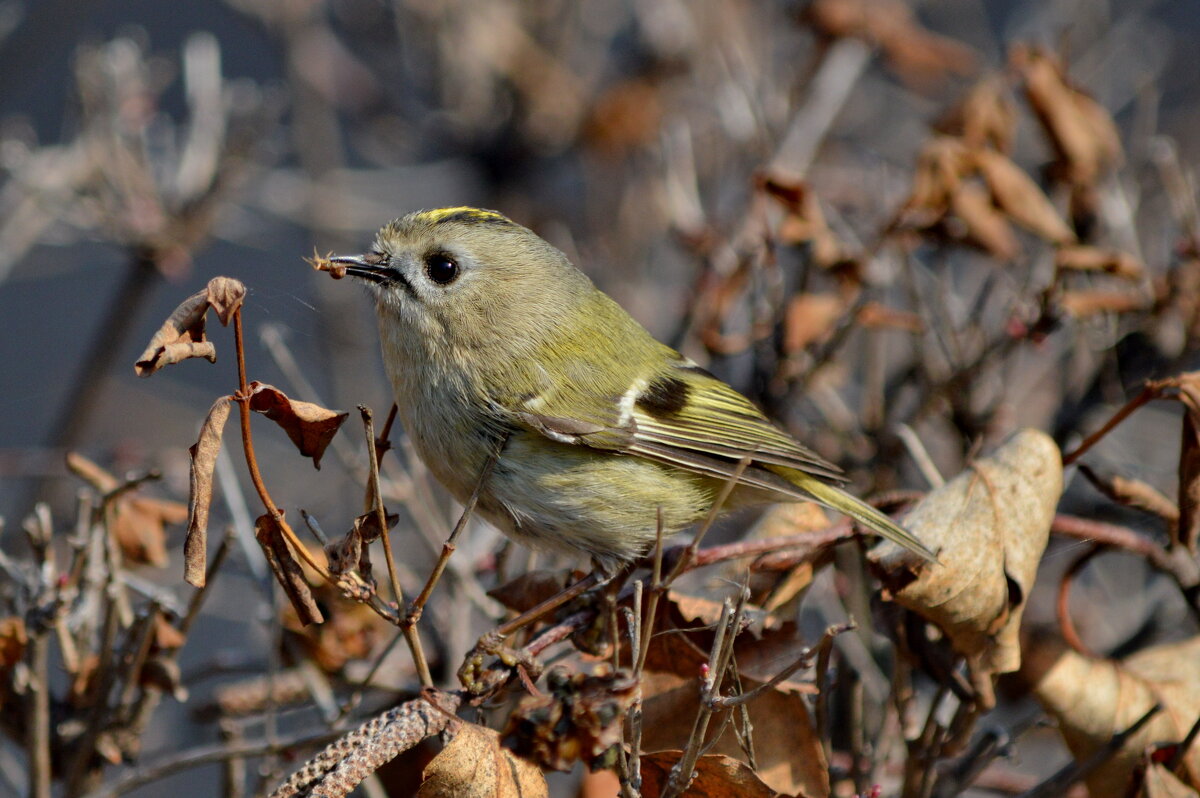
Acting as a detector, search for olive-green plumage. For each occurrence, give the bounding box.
[332,207,936,571]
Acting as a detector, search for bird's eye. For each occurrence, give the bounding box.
[425,254,460,285]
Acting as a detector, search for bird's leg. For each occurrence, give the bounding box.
[458,569,614,693]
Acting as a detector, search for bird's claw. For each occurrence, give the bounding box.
[457,631,541,694]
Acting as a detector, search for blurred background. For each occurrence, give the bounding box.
[2,0,1200,795]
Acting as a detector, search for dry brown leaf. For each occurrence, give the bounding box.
[1056,245,1144,280]
[784,293,848,352]
[1012,44,1121,186]
[1174,375,1200,553]
[284,579,388,672]
[255,513,324,626]
[741,502,830,610]
[134,289,216,377]
[871,429,1062,708]
[1059,290,1148,319]
[66,452,187,568]
[950,180,1020,260]
[935,74,1017,152]
[502,666,637,772]
[805,0,975,87]
[1142,764,1200,798]
[0,618,27,669]
[205,276,246,326]
[639,751,780,798]
[903,136,971,224]
[582,78,663,156]
[761,177,848,269]
[974,149,1075,244]
[246,382,348,469]
[1077,465,1179,524]
[185,395,232,587]
[112,495,187,568]
[640,670,829,796]
[488,570,572,613]
[418,722,548,798]
[153,615,186,651]
[1026,636,1200,798]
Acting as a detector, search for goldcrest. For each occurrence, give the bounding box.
[327,207,935,571]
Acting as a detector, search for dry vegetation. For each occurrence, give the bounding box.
[2,1,1200,796]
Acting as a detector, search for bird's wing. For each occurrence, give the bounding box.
[499,357,845,485]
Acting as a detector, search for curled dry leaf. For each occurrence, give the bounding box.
[760,177,848,270]
[502,665,638,772]
[205,276,246,326]
[255,513,324,626]
[284,572,388,673]
[1142,764,1200,798]
[950,180,1020,260]
[640,670,828,796]
[935,74,1017,153]
[66,452,187,568]
[113,496,187,568]
[1174,374,1200,553]
[1078,465,1179,524]
[1011,44,1121,186]
[1056,245,1144,280]
[185,395,232,587]
[974,149,1075,245]
[246,382,348,469]
[418,722,548,798]
[639,751,781,798]
[1024,636,1200,798]
[804,0,975,87]
[871,429,1062,708]
[134,289,216,377]
[0,617,27,669]
[1059,290,1148,319]
[784,293,848,353]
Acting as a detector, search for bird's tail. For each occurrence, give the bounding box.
[785,472,938,563]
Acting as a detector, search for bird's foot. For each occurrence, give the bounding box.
[457,631,542,694]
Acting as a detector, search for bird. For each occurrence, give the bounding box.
[324,206,935,574]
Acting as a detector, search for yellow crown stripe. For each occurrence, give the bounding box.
[419,207,512,226]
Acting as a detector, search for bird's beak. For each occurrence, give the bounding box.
[330,253,391,283]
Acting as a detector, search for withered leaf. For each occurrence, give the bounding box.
[351,509,399,544]
[760,177,847,269]
[871,429,1062,708]
[784,293,847,353]
[66,452,187,568]
[974,148,1075,245]
[1059,290,1148,319]
[639,751,782,798]
[1174,374,1200,553]
[935,74,1017,152]
[640,670,828,796]
[134,289,216,377]
[255,513,323,626]
[113,496,187,568]
[1142,764,1200,798]
[0,618,27,669]
[502,666,637,772]
[1026,636,1200,798]
[950,180,1020,260]
[1056,245,1144,281]
[206,276,246,326]
[246,382,348,469]
[185,395,232,587]
[1012,44,1121,186]
[488,570,571,613]
[418,722,548,798]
